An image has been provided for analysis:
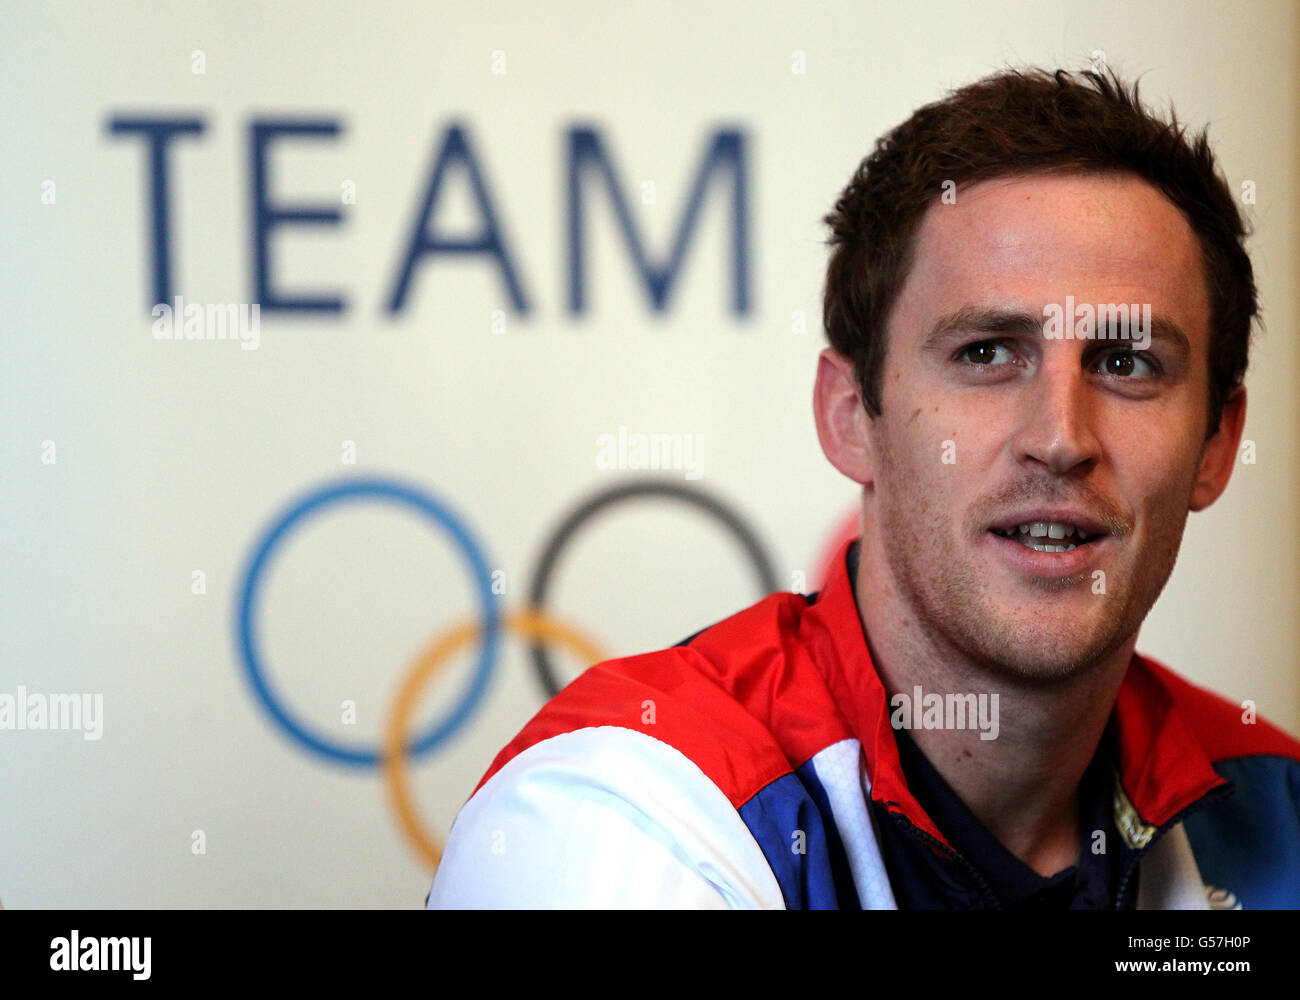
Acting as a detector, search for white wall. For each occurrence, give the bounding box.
[1,0,1295,907]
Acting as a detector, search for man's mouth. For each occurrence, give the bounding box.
[989,521,1101,553]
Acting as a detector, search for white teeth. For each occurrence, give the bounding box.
[1024,541,1079,553]
[1014,521,1083,539]
[995,520,1094,548]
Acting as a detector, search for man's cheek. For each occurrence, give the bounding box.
[886,425,938,490]
[919,416,970,480]
[910,421,966,518]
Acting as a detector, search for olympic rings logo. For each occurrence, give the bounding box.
[234,474,859,871]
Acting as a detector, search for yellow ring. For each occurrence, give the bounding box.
[383,607,609,873]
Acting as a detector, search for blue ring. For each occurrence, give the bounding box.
[235,477,500,767]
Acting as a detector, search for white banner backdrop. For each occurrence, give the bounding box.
[1,0,1296,907]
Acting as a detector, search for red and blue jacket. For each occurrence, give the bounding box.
[428,538,1300,909]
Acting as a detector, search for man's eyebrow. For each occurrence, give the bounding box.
[921,306,1193,353]
[1144,315,1192,353]
[921,307,1042,350]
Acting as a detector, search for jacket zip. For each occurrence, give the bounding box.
[887,809,1001,908]
[886,778,1233,909]
[1113,781,1234,908]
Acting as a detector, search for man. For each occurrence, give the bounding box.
[428,67,1300,908]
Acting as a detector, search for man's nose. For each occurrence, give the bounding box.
[1011,355,1102,475]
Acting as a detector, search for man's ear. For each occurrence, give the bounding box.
[1190,385,1247,512]
[813,348,875,486]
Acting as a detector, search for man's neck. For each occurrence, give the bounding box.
[851,539,1136,877]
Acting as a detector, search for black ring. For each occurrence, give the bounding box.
[526,478,780,698]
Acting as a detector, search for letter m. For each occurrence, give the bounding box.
[49,693,81,730]
[208,303,238,339]
[101,938,130,971]
[947,693,976,731]
[566,127,751,316]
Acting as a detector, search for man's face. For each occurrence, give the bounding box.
[867,171,1217,682]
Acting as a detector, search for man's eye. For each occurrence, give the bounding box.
[1093,349,1158,378]
[958,341,1013,365]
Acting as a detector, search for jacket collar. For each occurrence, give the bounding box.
[801,537,1230,851]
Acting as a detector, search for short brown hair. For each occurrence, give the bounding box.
[822,67,1259,437]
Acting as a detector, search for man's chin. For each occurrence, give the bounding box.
[954,617,1128,686]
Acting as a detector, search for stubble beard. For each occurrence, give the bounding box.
[873,454,1190,689]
